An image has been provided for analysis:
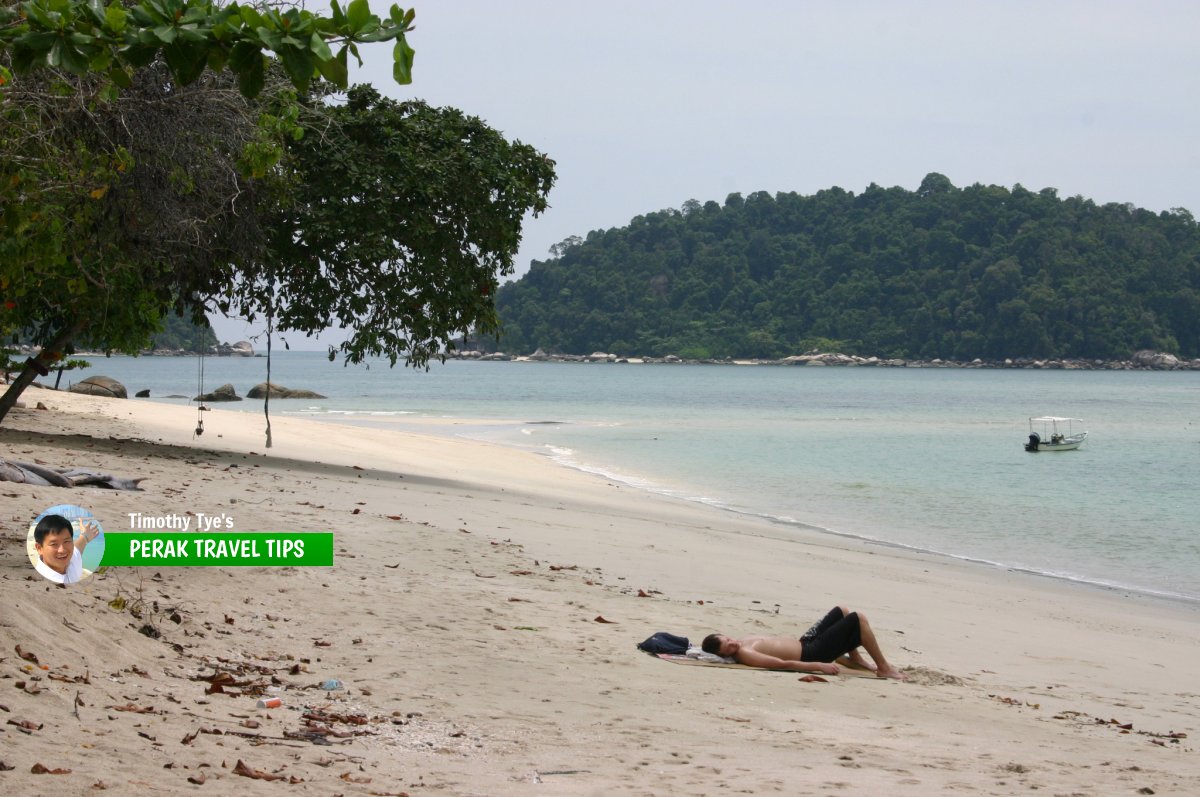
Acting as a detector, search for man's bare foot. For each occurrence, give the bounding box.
[876,666,907,681]
[845,650,877,672]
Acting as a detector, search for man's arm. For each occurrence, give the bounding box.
[74,520,99,553]
[735,647,840,675]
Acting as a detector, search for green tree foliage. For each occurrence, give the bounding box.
[493,174,1200,360]
[0,0,415,97]
[229,85,556,367]
[0,1,555,425]
[0,58,291,422]
[0,0,415,424]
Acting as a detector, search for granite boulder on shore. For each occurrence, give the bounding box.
[193,383,241,402]
[246,382,326,399]
[69,375,127,398]
[212,341,254,357]
[1130,349,1182,370]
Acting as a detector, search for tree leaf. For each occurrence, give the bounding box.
[238,6,264,29]
[254,25,282,50]
[46,39,64,68]
[308,31,332,62]
[391,36,413,84]
[227,40,259,72]
[345,0,370,33]
[143,0,171,24]
[355,28,397,43]
[315,44,348,87]
[277,44,313,92]
[84,0,105,25]
[235,51,264,97]
[163,40,207,85]
[107,64,130,87]
[120,43,159,68]
[205,45,226,73]
[328,0,346,27]
[23,3,60,29]
[104,2,127,32]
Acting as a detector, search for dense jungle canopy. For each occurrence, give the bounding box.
[493,173,1200,361]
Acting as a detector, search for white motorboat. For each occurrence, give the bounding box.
[1025,416,1087,452]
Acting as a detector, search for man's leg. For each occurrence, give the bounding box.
[842,648,876,672]
[819,606,877,672]
[855,611,905,680]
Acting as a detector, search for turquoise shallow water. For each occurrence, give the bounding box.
[66,353,1200,602]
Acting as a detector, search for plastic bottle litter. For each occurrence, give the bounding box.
[320,679,344,691]
[256,697,282,709]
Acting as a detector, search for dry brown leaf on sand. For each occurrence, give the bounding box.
[593,615,617,624]
[341,772,372,784]
[15,645,39,665]
[31,763,72,775]
[233,759,285,781]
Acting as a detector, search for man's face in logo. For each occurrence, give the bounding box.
[35,526,75,574]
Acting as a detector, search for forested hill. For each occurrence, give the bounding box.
[492,173,1200,361]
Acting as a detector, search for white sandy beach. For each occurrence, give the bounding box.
[1,387,1197,795]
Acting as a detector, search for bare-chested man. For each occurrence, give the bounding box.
[701,605,906,680]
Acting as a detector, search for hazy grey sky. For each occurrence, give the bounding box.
[210,0,1200,348]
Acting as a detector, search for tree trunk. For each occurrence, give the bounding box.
[0,321,86,426]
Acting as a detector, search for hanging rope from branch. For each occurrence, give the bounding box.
[194,347,206,438]
[264,303,273,449]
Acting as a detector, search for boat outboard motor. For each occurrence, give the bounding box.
[1025,432,1040,452]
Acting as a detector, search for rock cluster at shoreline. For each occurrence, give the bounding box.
[5,340,257,358]
[449,347,1200,370]
[6,343,1196,371]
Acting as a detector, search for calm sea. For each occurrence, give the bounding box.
[63,353,1200,603]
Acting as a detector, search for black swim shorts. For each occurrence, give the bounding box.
[799,607,863,663]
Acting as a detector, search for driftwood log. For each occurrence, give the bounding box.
[0,459,145,490]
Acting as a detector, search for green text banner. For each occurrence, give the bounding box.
[101,533,334,567]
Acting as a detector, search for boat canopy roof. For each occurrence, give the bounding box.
[1029,416,1083,423]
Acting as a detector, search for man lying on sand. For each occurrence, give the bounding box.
[702,605,906,680]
